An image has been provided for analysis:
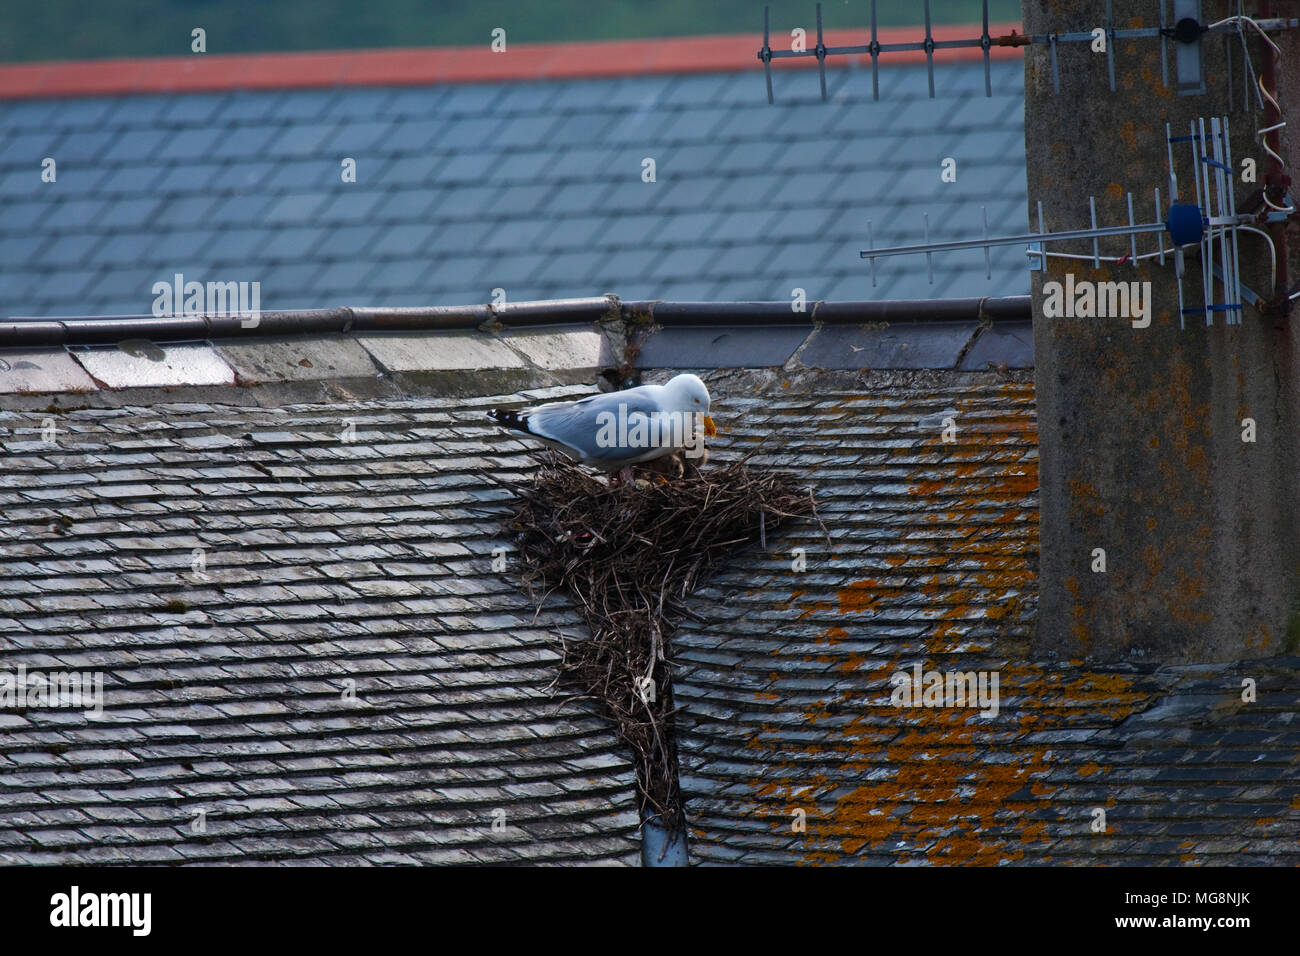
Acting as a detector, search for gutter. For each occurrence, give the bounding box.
[0,295,1033,348]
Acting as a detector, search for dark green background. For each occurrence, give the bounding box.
[0,1,1020,63]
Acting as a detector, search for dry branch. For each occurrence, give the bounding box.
[504,454,817,833]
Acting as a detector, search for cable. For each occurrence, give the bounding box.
[1208,13,1294,214]
[1026,223,1278,298]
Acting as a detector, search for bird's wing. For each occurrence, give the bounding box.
[526,386,670,464]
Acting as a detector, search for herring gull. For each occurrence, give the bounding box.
[489,373,716,478]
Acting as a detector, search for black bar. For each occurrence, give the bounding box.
[0,865,1289,943]
[870,0,879,100]
[982,0,992,96]
[761,5,773,104]
[924,0,935,97]
[816,2,827,101]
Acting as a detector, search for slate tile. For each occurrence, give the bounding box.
[206,91,282,123]
[0,235,49,269]
[156,125,226,162]
[377,154,440,188]
[38,233,101,267]
[535,181,610,217]
[478,217,549,253]
[0,99,61,130]
[316,87,397,120]
[258,158,336,191]
[24,267,99,303]
[51,97,118,128]
[90,266,167,301]
[314,190,388,225]
[649,174,731,212]
[477,253,547,288]
[203,227,276,263]
[99,128,168,164]
[367,223,440,260]
[311,258,380,293]
[262,261,328,294]
[484,184,552,217]
[150,195,220,228]
[266,122,340,159]
[423,254,488,289]
[544,111,616,146]
[710,209,777,243]
[0,129,67,165]
[491,115,561,149]
[434,84,504,117]
[425,220,493,255]
[660,72,736,107]
[155,162,224,193]
[257,226,330,261]
[41,198,107,231]
[535,214,610,252]
[489,150,557,184]
[262,193,327,225]
[435,150,495,185]
[714,105,792,142]
[92,164,166,196]
[210,123,283,159]
[323,121,396,157]
[313,225,383,259]
[0,168,48,200]
[96,197,162,230]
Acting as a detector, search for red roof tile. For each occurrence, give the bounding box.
[0,23,1023,100]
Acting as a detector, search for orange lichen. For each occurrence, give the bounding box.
[821,626,849,645]
[745,656,1148,865]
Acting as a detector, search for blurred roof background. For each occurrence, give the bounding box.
[0,1,1021,63]
[0,49,1029,316]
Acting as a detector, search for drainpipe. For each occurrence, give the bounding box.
[640,813,688,867]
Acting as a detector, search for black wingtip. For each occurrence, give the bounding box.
[489,408,530,434]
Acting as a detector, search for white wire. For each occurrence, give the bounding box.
[1026,226,1278,300]
[1207,15,1294,214]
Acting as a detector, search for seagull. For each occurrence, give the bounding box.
[489,373,716,481]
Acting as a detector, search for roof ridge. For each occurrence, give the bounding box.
[0,23,1022,100]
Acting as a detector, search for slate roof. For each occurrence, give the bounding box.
[2,365,1297,865]
[670,374,1300,865]
[0,386,641,864]
[0,59,1028,317]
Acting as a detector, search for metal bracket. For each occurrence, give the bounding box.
[1171,0,1206,95]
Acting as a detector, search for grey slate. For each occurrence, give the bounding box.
[0,384,644,865]
[0,63,1030,317]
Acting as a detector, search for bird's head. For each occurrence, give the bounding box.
[666,373,716,436]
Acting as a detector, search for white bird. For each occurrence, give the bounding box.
[489,373,716,480]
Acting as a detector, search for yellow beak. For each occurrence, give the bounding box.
[704,415,717,437]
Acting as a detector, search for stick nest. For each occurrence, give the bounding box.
[505,454,817,834]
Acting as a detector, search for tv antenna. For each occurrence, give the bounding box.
[858,116,1294,328]
[758,1,1299,104]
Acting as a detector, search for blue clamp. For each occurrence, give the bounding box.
[1166,204,1204,246]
